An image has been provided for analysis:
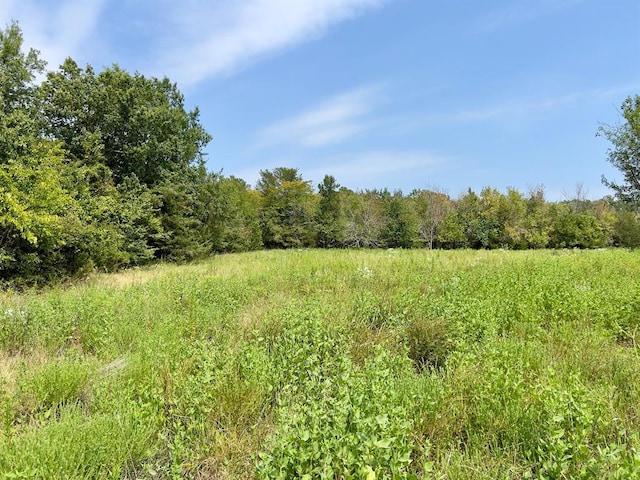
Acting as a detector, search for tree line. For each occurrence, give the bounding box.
[1,23,639,286]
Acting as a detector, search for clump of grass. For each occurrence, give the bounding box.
[0,403,160,478]
[405,316,453,371]
[17,357,93,418]
[352,291,395,329]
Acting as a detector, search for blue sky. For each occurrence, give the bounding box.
[3,0,639,200]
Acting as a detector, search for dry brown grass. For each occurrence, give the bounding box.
[90,264,172,288]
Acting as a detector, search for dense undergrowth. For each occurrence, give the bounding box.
[0,249,639,479]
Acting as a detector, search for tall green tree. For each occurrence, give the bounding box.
[316,175,343,248]
[612,210,640,247]
[456,189,485,248]
[0,135,77,281]
[478,187,529,249]
[0,21,45,116]
[522,186,551,248]
[201,175,262,252]
[410,189,451,249]
[39,57,213,264]
[380,190,418,248]
[548,204,608,249]
[437,208,467,248]
[152,167,210,261]
[0,22,87,283]
[477,187,507,248]
[600,95,640,208]
[40,59,212,186]
[256,168,316,248]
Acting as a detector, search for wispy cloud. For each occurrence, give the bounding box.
[302,150,447,188]
[2,0,385,85]
[153,0,386,87]
[409,83,639,129]
[229,150,448,190]
[475,0,584,33]
[446,92,581,123]
[1,0,107,70]
[256,84,385,148]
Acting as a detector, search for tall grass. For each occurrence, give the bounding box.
[0,249,639,478]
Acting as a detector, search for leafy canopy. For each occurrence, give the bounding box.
[600,95,640,208]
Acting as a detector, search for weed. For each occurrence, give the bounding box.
[405,316,452,371]
[0,249,638,477]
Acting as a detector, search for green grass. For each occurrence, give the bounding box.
[1,249,639,479]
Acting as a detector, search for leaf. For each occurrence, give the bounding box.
[361,465,376,480]
[374,438,392,449]
[375,414,389,428]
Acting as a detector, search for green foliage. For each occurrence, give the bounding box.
[0,23,88,283]
[113,176,163,264]
[341,189,385,248]
[0,403,159,478]
[456,189,485,248]
[37,57,214,267]
[528,372,637,479]
[255,312,417,479]
[0,21,45,115]
[600,95,640,207]
[405,316,452,371]
[40,59,212,186]
[0,23,218,284]
[352,290,401,330]
[522,186,551,248]
[1,249,640,477]
[410,189,451,249]
[548,204,609,248]
[612,210,640,247]
[380,190,419,248]
[152,168,210,262]
[17,358,92,417]
[0,126,86,283]
[476,187,508,248]
[436,209,467,248]
[257,167,317,248]
[316,175,344,248]
[202,175,263,252]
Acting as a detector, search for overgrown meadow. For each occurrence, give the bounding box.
[1,249,639,479]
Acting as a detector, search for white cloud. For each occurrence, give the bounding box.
[475,0,584,33]
[2,0,385,84]
[154,0,386,87]
[408,84,640,129]
[591,83,640,101]
[303,150,446,188]
[447,92,581,123]
[256,84,384,148]
[228,150,447,190]
[1,0,107,71]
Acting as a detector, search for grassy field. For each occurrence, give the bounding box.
[1,249,639,479]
